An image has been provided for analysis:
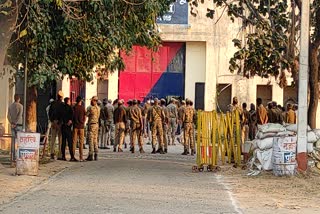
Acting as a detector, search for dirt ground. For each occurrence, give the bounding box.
[218,165,320,213]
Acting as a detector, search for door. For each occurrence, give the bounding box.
[217,84,232,113]
[195,83,205,110]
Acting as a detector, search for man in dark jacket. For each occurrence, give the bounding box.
[49,90,65,160]
[60,97,77,161]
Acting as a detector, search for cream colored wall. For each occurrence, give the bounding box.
[108,70,118,102]
[185,42,206,103]
[0,65,15,133]
[85,74,98,108]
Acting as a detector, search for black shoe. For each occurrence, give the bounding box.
[156,148,161,154]
[106,147,110,150]
[94,154,98,161]
[139,148,145,154]
[181,150,188,155]
[131,147,135,153]
[50,154,55,160]
[58,157,67,161]
[70,158,79,162]
[191,150,195,156]
[86,155,93,161]
[124,143,127,149]
[164,148,168,153]
[159,149,165,154]
[151,148,156,154]
[113,148,116,152]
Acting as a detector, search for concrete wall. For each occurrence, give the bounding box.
[85,74,98,108]
[185,42,206,102]
[0,65,15,133]
[108,70,118,102]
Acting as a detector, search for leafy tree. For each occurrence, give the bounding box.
[1,0,172,131]
[189,0,320,128]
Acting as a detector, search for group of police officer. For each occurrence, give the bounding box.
[96,97,197,156]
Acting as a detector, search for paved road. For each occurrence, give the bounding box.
[0,145,241,214]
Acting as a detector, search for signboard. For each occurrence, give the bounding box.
[16,132,40,176]
[156,0,188,25]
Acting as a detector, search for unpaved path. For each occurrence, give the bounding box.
[0,152,240,214]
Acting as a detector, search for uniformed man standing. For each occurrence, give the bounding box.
[99,98,109,149]
[86,96,100,161]
[177,100,186,145]
[160,99,169,153]
[167,98,178,146]
[129,99,144,153]
[182,99,195,155]
[147,98,165,154]
[114,99,127,152]
[106,99,115,146]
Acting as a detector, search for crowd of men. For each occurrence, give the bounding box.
[46,91,197,162]
[8,91,298,163]
[228,97,297,144]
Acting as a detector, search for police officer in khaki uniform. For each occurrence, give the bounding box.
[147,98,165,154]
[177,100,186,145]
[129,99,144,153]
[167,98,178,146]
[86,96,100,161]
[182,99,195,155]
[161,99,169,153]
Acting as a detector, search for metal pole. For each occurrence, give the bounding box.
[23,54,27,132]
[297,0,309,171]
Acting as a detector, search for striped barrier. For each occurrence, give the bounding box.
[192,110,241,172]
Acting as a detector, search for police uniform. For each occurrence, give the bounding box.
[167,99,178,145]
[86,96,100,161]
[147,99,165,154]
[182,101,195,155]
[106,100,115,145]
[177,101,186,144]
[161,99,169,153]
[129,101,144,153]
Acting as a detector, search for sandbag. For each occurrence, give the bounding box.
[256,131,277,139]
[308,131,319,144]
[256,137,274,150]
[316,139,320,148]
[276,131,295,137]
[313,129,320,139]
[307,143,314,153]
[258,123,286,133]
[256,148,273,171]
[285,124,311,133]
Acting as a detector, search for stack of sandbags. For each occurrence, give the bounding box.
[249,124,297,171]
[252,124,293,171]
[284,124,319,153]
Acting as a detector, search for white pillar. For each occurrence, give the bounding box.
[297,0,310,171]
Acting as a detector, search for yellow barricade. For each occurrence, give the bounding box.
[193,110,241,172]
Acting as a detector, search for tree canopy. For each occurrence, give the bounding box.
[189,0,320,128]
[2,0,172,88]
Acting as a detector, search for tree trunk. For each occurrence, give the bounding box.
[308,46,319,129]
[26,86,37,132]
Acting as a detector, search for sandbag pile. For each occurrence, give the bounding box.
[251,123,295,171]
[284,124,320,153]
[248,123,320,175]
